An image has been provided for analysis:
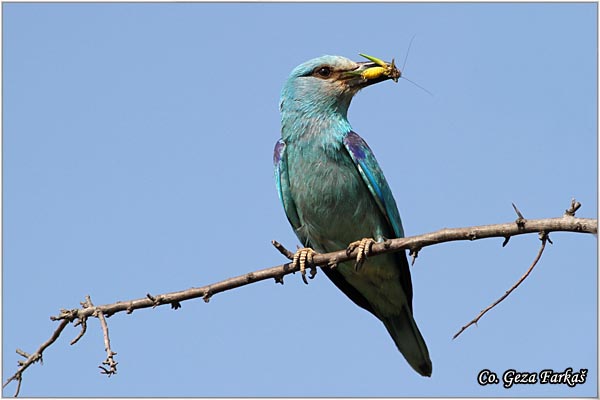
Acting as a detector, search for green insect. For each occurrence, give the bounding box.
[359,53,401,82]
[361,66,387,80]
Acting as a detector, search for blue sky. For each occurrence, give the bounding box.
[3,2,597,397]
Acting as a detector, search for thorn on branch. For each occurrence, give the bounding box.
[98,366,111,375]
[170,301,182,310]
[501,236,510,247]
[203,289,212,303]
[565,198,582,217]
[539,231,553,245]
[409,248,419,266]
[274,275,285,285]
[511,202,525,219]
[99,351,118,376]
[146,293,165,308]
[512,203,527,229]
[271,240,294,260]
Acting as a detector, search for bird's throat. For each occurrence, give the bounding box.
[281,107,352,145]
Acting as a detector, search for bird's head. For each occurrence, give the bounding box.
[281,54,401,118]
[280,54,400,138]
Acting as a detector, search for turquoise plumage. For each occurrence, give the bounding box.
[274,54,432,376]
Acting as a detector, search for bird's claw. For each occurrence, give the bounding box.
[292,247,318,285]
[347,238,376,271]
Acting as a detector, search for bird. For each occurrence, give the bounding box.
[273,54,432,377]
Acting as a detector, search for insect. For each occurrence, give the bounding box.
[359,53,401,82]
[360,47,433,96]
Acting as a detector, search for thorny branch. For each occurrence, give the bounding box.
[3,201,597,396]
[453,231,549,339]
[452,201,561,339]
[4,319,70,397]
[84,296,118,376]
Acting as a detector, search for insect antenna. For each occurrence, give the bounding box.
[401,76,434,97]
[400,34,434,97]
[402,34,417,72]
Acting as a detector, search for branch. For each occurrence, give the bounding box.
[3,207,597,395]
[453,231,549,339]
[85,296,118,376]
[3,319,70,397]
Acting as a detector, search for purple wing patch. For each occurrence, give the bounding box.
[273,139,286,165]
[343,131,369,160]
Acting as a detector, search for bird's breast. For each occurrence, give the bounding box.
[286,140,386,252]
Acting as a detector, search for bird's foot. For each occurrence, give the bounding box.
[346,238,376,271]
[292,247,318,285]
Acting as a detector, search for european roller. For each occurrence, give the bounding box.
[274,54,432,376]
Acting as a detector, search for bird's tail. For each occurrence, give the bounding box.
[381,307,432,377]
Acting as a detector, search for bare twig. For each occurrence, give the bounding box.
[565,198,582,217]
[4,204,597,395]
[70,299,92,346]
[85,296,118,376]
[271,240,294,259]
[12,378,21,398]
[70,317,87,346]
[453,231,550,339]
[3,319,70,396]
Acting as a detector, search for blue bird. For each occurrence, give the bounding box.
[274,54,432,376]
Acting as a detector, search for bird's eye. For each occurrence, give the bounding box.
[315,66,332,78]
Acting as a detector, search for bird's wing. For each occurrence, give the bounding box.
[342,130,414,309]
[342,131,405,239]
[274,139,303,240]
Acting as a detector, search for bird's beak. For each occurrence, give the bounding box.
[342,53,401,88]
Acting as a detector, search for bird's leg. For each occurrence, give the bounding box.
[292,247,318,285]
[346,238,377,271]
